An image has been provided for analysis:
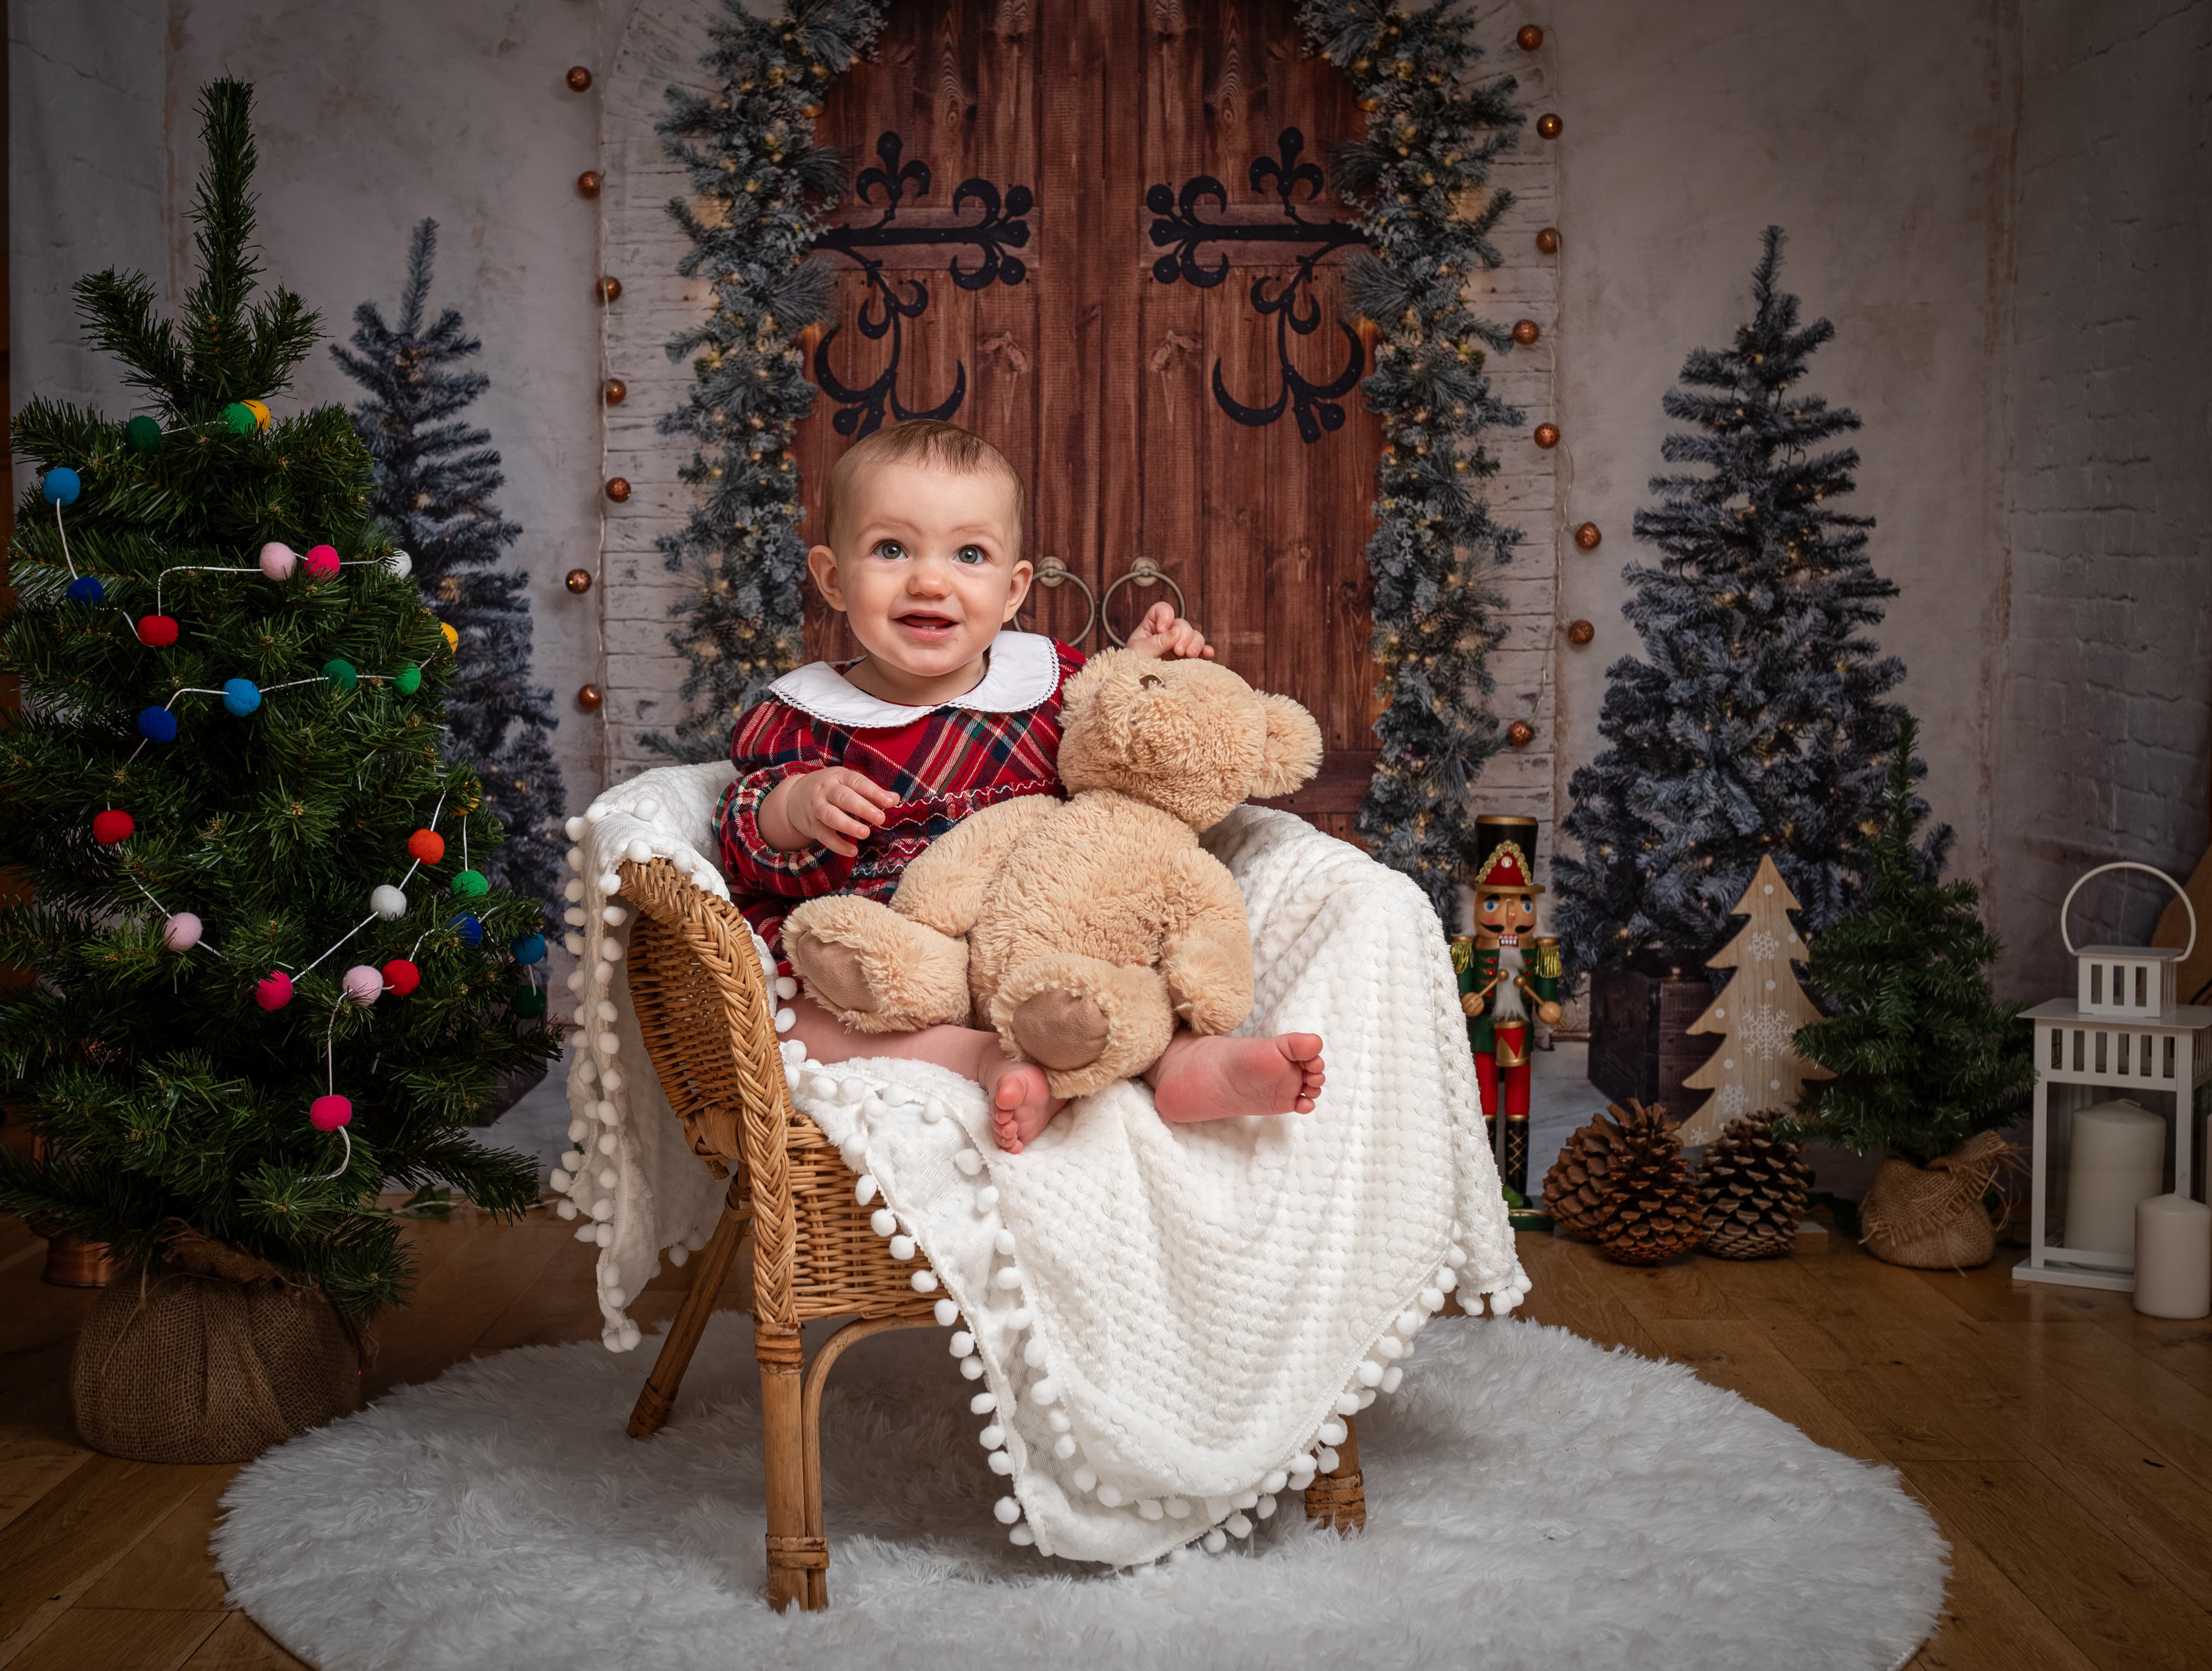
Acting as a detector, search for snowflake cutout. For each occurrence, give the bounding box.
[1716,1084,1750,1118]
[1746,929,1781,965]
[1736,1003,1801,1063]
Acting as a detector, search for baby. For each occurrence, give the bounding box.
[717,419,1325,1153]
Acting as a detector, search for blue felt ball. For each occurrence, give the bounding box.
[451,912,484,948]
[511,932,547,966]
[137,706,179,743]
[221,677,263,717]
[41,467,81,506]
[66,575,105,606]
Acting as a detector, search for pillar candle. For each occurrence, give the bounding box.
[2133,1194,2212,1319]
[2064,1098,2167,1256]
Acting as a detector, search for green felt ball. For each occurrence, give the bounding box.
[450,869,488,900]
[125,416,162,453]
[512,986,547,1019]
[223,402,258,434]
[395,665,423,695]
[322,658,358,691]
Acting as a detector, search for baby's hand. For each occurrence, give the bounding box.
[759,767,898,858]
[1125,600,1214,661]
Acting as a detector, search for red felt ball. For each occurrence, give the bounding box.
[407,829,446,865]
[310,1094,352,1132]
[92,809,134,845]
[304,544,342,579]
[137,613,179,647]
[382,957,422,996]
[255,969,294,1010]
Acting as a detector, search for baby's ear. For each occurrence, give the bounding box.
[1249,693,1322,798]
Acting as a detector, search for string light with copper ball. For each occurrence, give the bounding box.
[604,477,631,503]
[603,378,627,406]
[1512,319,1541,346]
[577,684,604,712]
[1507,720,1537,748]
[1516,24,1545,50]
[1536,114,1563,140]
[1567,620,1595,647]
[576,170,602,198]
[1575,522,1603,550]
[1536,227,1561,255]
[1533,422,1560,450]
[566,66,592,92]
[597,276,622,304]
[566,569,594,596]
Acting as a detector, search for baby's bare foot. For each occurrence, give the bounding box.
[1148,1032,1325,1124]
[977,1047,1064,1155]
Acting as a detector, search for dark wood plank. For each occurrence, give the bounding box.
[176,1612,308,1671]
[7,1607,223,1671]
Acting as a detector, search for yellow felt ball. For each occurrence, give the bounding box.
[241,398,272,432]
[441,622,459,652]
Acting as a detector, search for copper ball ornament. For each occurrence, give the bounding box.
[1536,113,1563,140]
[1567,619,1595,646]
[604,477,632,503]
[1574,521,1603,550]
[577,683,605,712]
[566,66,593,92]
[577,170,603,198]
[1507,720,1537,749]
[1516,24,1545,50]
[597,275,622,304]
[566,568,594,595]
[1511,319,1541,345]
[1536,227,1561,255]
[603,378,627,406]
[1533,422,1560,449]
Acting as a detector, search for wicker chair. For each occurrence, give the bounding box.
[615,855,1364,1612]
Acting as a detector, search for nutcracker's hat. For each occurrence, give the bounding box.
[1468,815,1543,896]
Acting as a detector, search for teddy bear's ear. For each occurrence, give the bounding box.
[1250,692,1323,798]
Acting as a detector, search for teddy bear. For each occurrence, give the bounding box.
[782,650,1323,1095]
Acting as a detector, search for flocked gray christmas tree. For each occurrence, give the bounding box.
[333,219,565,910]
[1553,227,1917,973]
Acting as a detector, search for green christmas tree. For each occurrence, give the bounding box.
[0,82,552,1316]
[1776,716,2032,1167]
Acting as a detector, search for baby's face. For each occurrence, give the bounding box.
[810,459,1031,680]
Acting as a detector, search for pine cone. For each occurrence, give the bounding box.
[1592,1101,1704,1265]
[1699,1112,1814,1259]
[1542,1100,1655,1240]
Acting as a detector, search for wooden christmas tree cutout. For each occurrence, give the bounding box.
[1676,855,1834,1146]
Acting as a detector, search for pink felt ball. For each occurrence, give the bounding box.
[92,809,134,845]
[258,541,298,580]
[304,544,341,579]
[163,911,202,951]
[342,963,383,1005]
[310,1094,353,1132]
[255,969,294,1010]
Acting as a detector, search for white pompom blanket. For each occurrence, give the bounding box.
[550,762,1526,1567]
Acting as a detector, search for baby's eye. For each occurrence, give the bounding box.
[872,540,906,561]
[956,544,987,565]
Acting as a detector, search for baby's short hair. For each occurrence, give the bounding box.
[821,420,1027,552]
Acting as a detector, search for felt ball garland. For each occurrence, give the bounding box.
[92,809,134,845]
[137,613,179,647]
[125,415,162,453]
[259,542,298,580]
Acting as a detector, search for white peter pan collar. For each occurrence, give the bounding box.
[767,630,1062,729]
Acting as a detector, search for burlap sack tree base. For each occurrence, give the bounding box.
[71,1224,373,1464]
[1857,1131,2021,1271]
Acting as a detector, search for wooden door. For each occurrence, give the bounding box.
[795,0,1380,839]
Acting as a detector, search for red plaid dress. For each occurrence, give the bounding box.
[718,633,1086,965]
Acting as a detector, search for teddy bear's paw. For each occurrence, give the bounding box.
[798,937,880,1015]
[1010,989,1113,1071]
[785,895,972,1032]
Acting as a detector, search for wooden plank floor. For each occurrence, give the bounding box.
[3,1209,2209,1670]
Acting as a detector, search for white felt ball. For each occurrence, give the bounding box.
[853,1174,878,1206]
[597,1168,617,1189]
[1022,1337,1048,1367]
[566,817,586,841]
[601,905,628,928]
[939,1301,965,1329]
[636,797,660,819]
[1053,1436,1077,1460]
[775,976,798,1000]
[1205,1496,1230,1522]
[837,1077,867,1103]
[889,1235,915,1260]
[1334,1393,1361,1415]
[949,1332,975,1357]
[370,884,407,919]
[976,1186,1000,1210]
[560,1148,584,1171]
[1202,1529,1226,1554]
[806,1074,835,1101]
[988,1451,1014,1476]
[992,1267,1023,1290]
[596,873,621,894]
[979,1424,1005,1448]
[1446,1243,1468,1267]
[1257,1494,1278,1519]
[1318,1446,1340,1474]
[595,1100,619,1123]
[1096,1484,1123,1508]
[1073,1467,1098,1492]
[567,1119,588,1141]
[1031,1376,1058,1404]
[1008,1307,1033,1330]
[385,550,411,578]
[1374,1335,1403,1360]
[871,1208,897,1237]
[564,933,585,957]
[1009,1526,1035,1547]
[557,1199,579,1220]
[625,838,653,865]
[1318,1419,1347,1446]
[342,964,383,1005]
[578,1058,598,1082]
[910,1270,939,1292]
[960,1357,985,1382]
[994,1229,1017,1255]
[1397,1308,1424,1337]
[1357,1389,1376,1410]
[1261,1470,1287,1495]
[668,1245,689,1268]
[619,1322,640,1350]
[969,1395,998,1420]
[599,941,624,963]
[1138,1498,1162,1519]
[1493,1290,1521,1315]
[993,1497,1021,1526]
[1420,1287,1446,1312]
[1227,1512,1253,1539]
[954,1150,983,1177]
[1047,1409,1071,1433]
[549,1169,573,1192]
[605,1288,627,1308]
[1438,1266,1459,1293]
[584,805,609,823]
[589,1199,614,1221]
[593,1224,614,1247]
[597,1132,618,1154]
[566,847,584,873]
[1381,1365,1404,1393]
[919,1100,943,1124]
[1356,1361,1384,1387]
[781,1041,806,1066]
[859,1094,885,1120]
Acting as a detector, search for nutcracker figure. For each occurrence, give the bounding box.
[1452,816,1563,1200]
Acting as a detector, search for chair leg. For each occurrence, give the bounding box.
[1303,1411,1366,1534]
[627,1188,749,1439]
[756,1323,820,1612]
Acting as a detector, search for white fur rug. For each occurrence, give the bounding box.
[216,1317,1944,1671]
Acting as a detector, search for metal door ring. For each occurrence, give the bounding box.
[1102,557,1188,647]
[1015,554,1097,647]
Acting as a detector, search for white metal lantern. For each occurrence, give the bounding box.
[2016,862,2212,1291]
